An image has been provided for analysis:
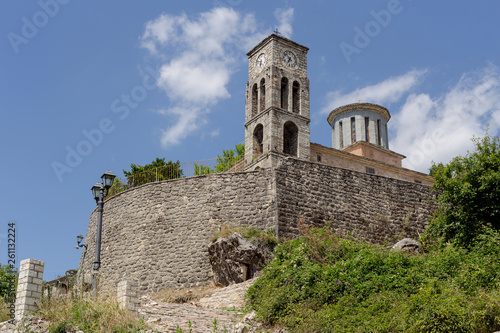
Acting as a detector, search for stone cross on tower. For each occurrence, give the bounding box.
[244,34,311,170]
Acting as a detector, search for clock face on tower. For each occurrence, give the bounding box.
[256,53,266,69]
[282,50,297,67]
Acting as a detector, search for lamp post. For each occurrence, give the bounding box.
[90,170,116,296]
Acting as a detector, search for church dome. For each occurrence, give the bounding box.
[327,103,390,150]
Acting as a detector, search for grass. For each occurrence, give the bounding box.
[33,291,149,333]
[246,225,500,332]
[212,225,278,249]
[151,284,215,304]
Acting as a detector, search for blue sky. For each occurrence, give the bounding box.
[1,0,499,280]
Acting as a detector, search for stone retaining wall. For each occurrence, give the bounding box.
[80,157,436,295]
[275,158,436,242]
[79,170,277,294]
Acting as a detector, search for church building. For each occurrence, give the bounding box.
[243,33,431,185]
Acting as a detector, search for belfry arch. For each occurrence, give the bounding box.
[251,83,258,117]
[292,81,300,113]
[283,121,298,156]
[281,77,289,110]
[253,124,264,157]
[260,78,266,113]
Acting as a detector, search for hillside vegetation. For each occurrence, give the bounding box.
[246,226,500,332]
[247,134,500,332]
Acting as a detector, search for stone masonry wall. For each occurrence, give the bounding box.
[80,157,437,296]
[275,158,437,243]
[79,170,277,295]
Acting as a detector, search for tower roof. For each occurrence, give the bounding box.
[327,103,391,126]
[246,33,309,58]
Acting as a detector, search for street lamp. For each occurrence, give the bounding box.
[90,170,116,296]
[75,234,86,250]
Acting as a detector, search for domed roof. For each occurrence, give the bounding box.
[327,103,391,126]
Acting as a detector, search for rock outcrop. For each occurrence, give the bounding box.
[208,233,273,287]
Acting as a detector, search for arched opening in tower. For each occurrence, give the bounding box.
[252,83,258,117]
[260,78,266,113]
[292,81,300,113]
[283,121,298,156]
[253,124,264,157]
[281,77,289,110]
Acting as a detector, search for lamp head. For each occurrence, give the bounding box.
[91,182,102,201]
[101,170,117,189]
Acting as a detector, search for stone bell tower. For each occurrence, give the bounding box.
[244,33,310,170]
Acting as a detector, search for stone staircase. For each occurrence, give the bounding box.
[139,279,256,332]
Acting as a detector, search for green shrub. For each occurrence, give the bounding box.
[246,226,500,332]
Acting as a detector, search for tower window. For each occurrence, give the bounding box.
[251,83,258,117]
[377,119,381,145]
[281,77,289,110]
[366,167,375,174]
[339,121,343,148]
[351,117,356,144]
[260,78,266,113]
[253,124,264,157]
[292,81,300,114]
[283,121,298,156]
[365,117,370,143]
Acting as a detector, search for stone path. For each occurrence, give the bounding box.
[139,279,256,332]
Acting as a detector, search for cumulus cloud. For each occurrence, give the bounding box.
[321,66,500,173]
[320,69,426,114]
[140,7,288,148]
[274,8,294,38]
[391,66,500,172]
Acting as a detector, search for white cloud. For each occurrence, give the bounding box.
[274,8,294,38]
[320,66,500,173]
[391,66,500,172]
[140,7,287,148]
[320,69,426,114]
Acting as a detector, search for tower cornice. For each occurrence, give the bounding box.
[246,33,309,58]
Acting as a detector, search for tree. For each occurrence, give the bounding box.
[0,264,17,300]
[214,143,244,173]
[123,158,183,187]
[426,134,500,247]
[193,143,245,175]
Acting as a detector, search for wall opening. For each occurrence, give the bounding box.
[253,124,264,157]
[365,117,370,143]
[339,121,344,148]
[292,81,300,113]
[260,78,266,113]
[377,119,381,145]
[283,121,298,156]
[251,83,258,117]
[281,77,289,110]
[351,117,356,144]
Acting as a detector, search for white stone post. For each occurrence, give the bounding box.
[117,280,139,312]
[15,259,44,321]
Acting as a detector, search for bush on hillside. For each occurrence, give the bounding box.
[427,134,500,247]
[246,226,500,332]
